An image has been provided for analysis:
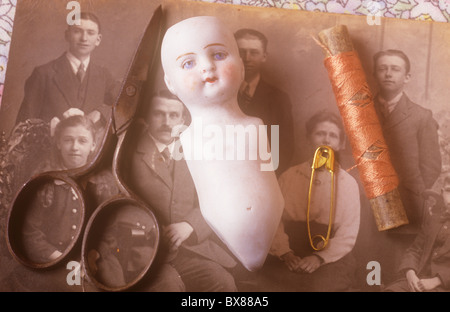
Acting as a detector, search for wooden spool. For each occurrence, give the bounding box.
[317,25,409,231]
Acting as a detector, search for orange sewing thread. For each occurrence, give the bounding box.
[323,50,399,199]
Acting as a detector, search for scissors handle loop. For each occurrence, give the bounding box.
[307,145,335,251]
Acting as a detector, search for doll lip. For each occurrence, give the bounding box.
[204,76,218,84]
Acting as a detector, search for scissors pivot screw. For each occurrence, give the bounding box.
[125,85,137,97]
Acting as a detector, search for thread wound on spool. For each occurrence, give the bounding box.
[324,50,399,199]
[316,25,409,230]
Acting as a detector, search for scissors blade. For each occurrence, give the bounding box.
[112,5,163,135]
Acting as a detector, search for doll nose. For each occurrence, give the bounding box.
[200,57,216,73]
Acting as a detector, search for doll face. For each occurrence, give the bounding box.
[161,16,244,107]
[57,125,96,169]
[309,121,343,152]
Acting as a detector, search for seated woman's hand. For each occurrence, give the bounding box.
[281,251,302,272]
[297,255,322,274]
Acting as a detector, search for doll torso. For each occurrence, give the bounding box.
[179,112,284,271]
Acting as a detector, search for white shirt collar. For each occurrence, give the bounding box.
[148,132,176,155]
[377,91,403,114]
[66,51,90,75]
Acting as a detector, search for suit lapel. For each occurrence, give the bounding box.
[383,94,410,130]
[172,155,190,192]
[420,217,444,268]
[248,79,271,122]
[138,133,174,189]
[52,54,79,109]
[83,62,102,110]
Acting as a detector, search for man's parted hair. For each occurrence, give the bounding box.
[68,12,102,34]
[147,89,190,123]
[152,89,181,102]
[373,49,411,74]
[234,28,268,52]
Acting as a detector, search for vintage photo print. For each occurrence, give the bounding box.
[0,0,161,292]
[0,0,159,183]
[1,0,450,293]
[130,0,450,292]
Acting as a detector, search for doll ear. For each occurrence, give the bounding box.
[164,74,177,97]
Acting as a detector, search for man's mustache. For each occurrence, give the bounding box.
[153,124,187,137]
[157,125,172,133]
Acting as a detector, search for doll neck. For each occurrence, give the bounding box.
[186,98,246,125]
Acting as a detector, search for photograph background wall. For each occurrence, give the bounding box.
[154,0,450,290]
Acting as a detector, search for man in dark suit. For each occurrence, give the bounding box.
[372,49,442,284]
[127,91,237,292]
[16,12,118,125]
[384,174,450,292]
[234,28,294,176]
[373,49,441,231]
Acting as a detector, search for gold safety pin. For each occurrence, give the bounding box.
[307,145,335,251]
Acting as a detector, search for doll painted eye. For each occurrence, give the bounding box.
[213,51,228,61]
[182,59,195,70]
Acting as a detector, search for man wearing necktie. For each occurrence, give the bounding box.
[234,28,294,176]
[373,49,441,231]
[76,63,86,82]
[384,174,450,292]
[127,91,237,292]
[371,49,442,285]
[16,12,119,125]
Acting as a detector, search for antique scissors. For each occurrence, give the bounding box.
[6,6,163,292]
[306,145,335,251]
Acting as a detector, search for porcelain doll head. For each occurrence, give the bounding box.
[161,16,244,108]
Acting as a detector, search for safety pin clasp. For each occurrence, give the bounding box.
[307,145,336,251]
[311,145,335,173]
